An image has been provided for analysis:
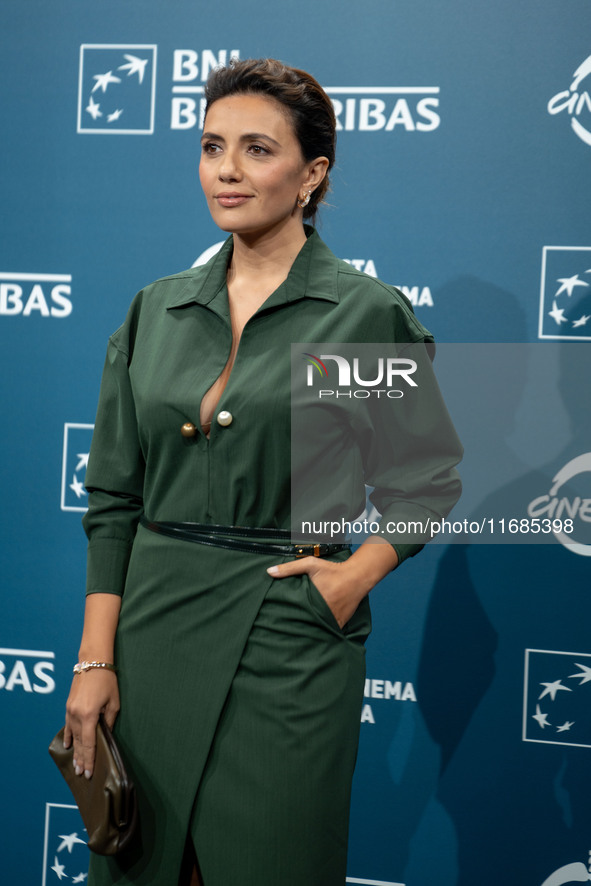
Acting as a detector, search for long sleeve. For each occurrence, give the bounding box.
[356,340,463,563]
[82,321,146,596]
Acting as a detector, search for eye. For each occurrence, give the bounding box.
[249,144,269,156]
[201,141,221,155]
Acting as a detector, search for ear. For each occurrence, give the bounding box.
[302,156,330,194]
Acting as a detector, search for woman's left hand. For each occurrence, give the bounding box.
[267,557,366,628]
[267,537,399,628]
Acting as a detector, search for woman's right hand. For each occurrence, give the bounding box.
[64,669,120,779]
[65,593,122,778]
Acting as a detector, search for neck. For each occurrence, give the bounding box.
[228,219,308,283]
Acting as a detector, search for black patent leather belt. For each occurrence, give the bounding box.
[139,516,350,558]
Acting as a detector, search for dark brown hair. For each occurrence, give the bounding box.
[203,58,336,221]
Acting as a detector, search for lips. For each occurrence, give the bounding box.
[215,193,253,207]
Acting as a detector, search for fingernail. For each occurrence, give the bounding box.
[84,770,92,780]
[75,764,83,776]
[267,566,279,576]
[73,757,78,768]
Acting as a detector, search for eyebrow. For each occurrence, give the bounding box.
[201,131,282,148]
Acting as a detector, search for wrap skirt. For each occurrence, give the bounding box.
[88,523,371,886]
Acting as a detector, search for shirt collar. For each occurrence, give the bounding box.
[165,226,340,310]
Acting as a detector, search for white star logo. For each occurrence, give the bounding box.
[51,857,68,880]
[57,832,87,853]
[85,96,102,120]
[548,301,568,325]
[556,721,575,733]
[555,274,589,297]
[92,71,122,94]
[76,453,89,472]
[72,874,88,883]
[118,54,148,84]
[532,704,551,728]
[569,663,591,684]
[69,474,86,499]
[572,314,591,328]
[539,679,572,701]
[107,109,124,122]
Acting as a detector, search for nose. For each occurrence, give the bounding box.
[218,148,242,182]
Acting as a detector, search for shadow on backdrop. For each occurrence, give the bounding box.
[416,279,591,884]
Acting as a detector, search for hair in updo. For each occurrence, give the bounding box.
[203,58,336,222]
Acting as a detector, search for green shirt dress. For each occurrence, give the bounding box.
[83,228,462,885]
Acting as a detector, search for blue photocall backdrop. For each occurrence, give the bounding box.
[1,1,590,883]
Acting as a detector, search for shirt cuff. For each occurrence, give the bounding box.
[85,537,133,596]
[390,541,425,564]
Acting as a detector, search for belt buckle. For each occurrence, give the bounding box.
[295,544,321,558]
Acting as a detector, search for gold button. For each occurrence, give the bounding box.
[181,422,197,438]
[217,410,233,427]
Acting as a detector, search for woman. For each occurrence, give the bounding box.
[64,58,462,885]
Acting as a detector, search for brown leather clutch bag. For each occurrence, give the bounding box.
[48,714,137,855]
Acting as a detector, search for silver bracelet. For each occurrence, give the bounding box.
[73,660,117,675]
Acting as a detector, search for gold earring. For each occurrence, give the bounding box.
[297,191,311,209]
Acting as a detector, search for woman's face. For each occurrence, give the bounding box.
[199,93,319,239]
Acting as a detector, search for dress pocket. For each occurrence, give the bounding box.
[304,574,346,636]
[303,572,373,645]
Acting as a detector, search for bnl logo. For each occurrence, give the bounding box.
[61,424,94,512]
[539,246,591,340]
[523,649,591,748]
[77,45,157,134]
[42,804,88,885]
